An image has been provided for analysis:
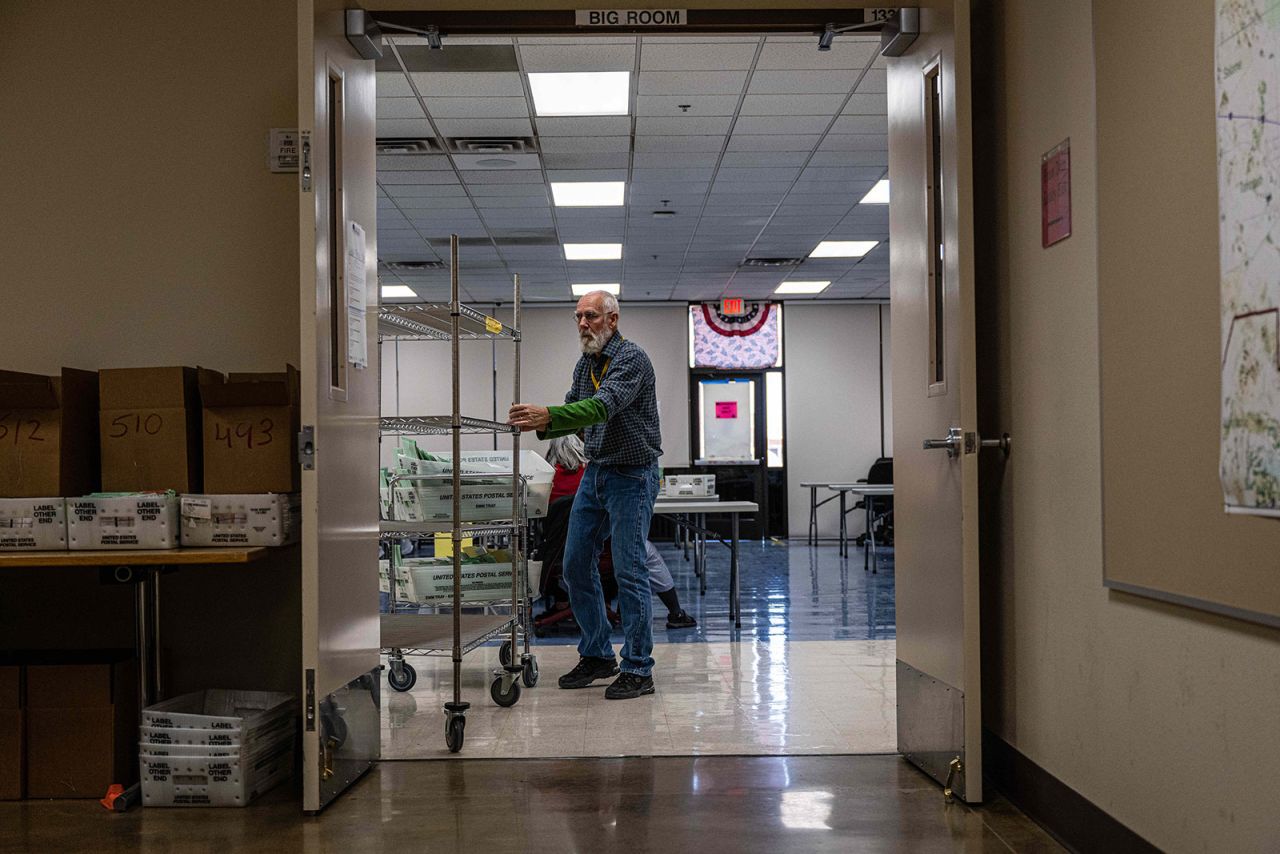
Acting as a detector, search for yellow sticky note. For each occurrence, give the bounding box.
[434,532,472,557]
[484,316,502,334]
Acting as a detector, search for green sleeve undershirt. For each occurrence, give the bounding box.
[536,397,608,440]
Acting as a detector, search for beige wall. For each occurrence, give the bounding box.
[0,0,300,374]
[785,304,889,537]
[0,0,302,695]
[979,2,1280,850]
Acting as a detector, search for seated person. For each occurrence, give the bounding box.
[545,436,696,629]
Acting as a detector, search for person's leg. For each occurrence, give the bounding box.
[646,540,696,628]
[560,464,613,663]
[599,463,659,687]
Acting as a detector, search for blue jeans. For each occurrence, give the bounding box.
[562,461,660,676]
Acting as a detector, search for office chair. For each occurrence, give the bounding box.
[853,457,894,547]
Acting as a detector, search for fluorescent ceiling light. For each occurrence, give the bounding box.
[860,179,890,204]
[551,181,625,207]
[564,243,622,260]
[381,285,416,298]
[775,280,831,295]
[809,240,879,258]
[571,283,621,296]
[528,72,630,117]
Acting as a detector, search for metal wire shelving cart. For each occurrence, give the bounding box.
[377,234,535,754]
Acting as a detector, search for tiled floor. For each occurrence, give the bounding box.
[384,542,898,759]
[0,756,1066,853]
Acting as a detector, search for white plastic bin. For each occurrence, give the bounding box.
[140,730,294,807]
[142,690,294,737]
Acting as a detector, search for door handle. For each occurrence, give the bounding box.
[922,427,963,458]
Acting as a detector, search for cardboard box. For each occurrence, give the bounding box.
[0,709,22,800]
[200,367,299,494]
[0,368,99,498]
[99,367,223,493]
[26,659,138,799]
[67,493,179,550]
[178,493,300,547]
[0,498,68,551]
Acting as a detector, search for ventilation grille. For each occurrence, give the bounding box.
[376,137,443,155]
[383,259,447,270]
[741,257,804,267]
[448,137,539,154]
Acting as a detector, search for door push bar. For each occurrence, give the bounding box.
[923,427,1012,458]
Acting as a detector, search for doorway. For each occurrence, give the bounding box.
[368,18,902,766]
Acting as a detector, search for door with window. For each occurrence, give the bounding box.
[887,1,985,802]
[298,1,381,813]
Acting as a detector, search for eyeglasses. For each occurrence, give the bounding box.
[574,311,604,322]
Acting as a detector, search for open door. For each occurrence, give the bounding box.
[887,2,984,802]
[298,0,381,813]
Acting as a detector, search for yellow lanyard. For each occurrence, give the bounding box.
[590,358,610,391]
[589,334,622,391]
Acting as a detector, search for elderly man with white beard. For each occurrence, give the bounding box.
[508,290,663,700]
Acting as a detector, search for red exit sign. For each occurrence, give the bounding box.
[720,297,745,315]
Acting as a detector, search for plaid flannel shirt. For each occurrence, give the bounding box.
[564,332,662,466]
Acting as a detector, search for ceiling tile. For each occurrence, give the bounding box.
[727,134,821,152]
[376,71,412,97]
[819,134,889,152]
[634,135,725,153]
[831,114,888,135]
[633,151,720,168]
[739,93,848,117]
[636,95,740,117]
[378,171,460,185]
[719,150,810,168]
[638,70,749,95]
[423,96,530,119]
[857,69,887,94]
[376,154,451,171]
[519,43,636,72]
[538,135,631,153]
[541,152,631,170]
[536,116,631,136]
[433,118,534,138]
[756,38,879,71]
[841,93,887,115]
[747,69,861,95]
[408,72,525,97]
[640,42,758,71]
[377,97,426,119]
[733,115,832,135]
[635,115,733,136]
[376,118,434,138]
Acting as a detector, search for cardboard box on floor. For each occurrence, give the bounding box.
[200,366,300,494]
[25,658,138,799]
[0,666,21,800]
[0,369,99,498]
[99,366,223,493]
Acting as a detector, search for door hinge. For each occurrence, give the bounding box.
[300,130,313,193]
[305,668,316,731]
[299,426,316,470]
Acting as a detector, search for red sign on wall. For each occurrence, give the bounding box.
[720,297,745,316]
[715,401,738,419]
[1041,138,1071,247]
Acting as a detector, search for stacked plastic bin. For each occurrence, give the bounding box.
[138,690,295,807]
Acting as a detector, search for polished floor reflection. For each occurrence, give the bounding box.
[384,543,897,759]
[384,640,895,759]
[0,756,1064,853]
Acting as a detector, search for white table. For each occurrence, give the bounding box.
[653,498,758,627]
[799,481,842,545]
[827,484,894,572]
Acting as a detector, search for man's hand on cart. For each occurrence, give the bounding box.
[508,403,550,432]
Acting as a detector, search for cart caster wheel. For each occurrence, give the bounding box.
[499,640,513,667]
[533,626,546,638]
[388,662,416,692]
[445,715,465,753]
[490,675,521,707]
[521,656,539,688]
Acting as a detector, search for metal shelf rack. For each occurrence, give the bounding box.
[377,234,534,754]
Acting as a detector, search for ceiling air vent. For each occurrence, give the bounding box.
[741,257,805,268]
[383,260,447,271]
[376,137,443,155]
[448,137,538,154]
